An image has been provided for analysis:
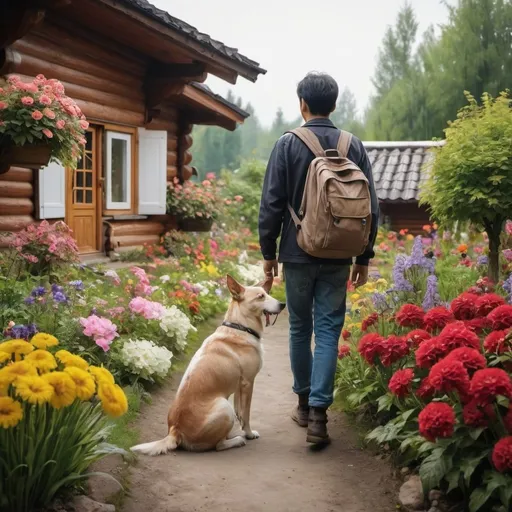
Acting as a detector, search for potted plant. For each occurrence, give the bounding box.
[0,74,87,173]
[167,174,219,232]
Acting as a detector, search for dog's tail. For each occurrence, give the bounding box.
[131,426,180,456]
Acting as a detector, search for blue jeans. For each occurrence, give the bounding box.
[283,263,350,408]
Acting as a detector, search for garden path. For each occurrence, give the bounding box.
[121,314,397,512]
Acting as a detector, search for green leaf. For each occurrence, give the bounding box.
[377,393,393,412]
[419,448,453,491]
[461,452,489,485]
[445,469,461,494]
[469,487,493,512]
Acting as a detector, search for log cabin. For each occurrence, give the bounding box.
[364,141,444,234]
[0,0,265,256]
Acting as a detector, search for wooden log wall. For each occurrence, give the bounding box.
[0,167,34,247]
[380,202,431,235]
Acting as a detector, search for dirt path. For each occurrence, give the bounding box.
[122,314,397,512]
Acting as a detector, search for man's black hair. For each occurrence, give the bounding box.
[296,72,339,116]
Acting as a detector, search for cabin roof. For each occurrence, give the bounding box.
[190,83,249,119]
[363,141,445,203]
[121,0,266,80]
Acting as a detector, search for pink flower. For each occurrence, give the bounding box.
[129,297,165,320]
[79,314,118,352]
[42,129,53,138]
[95,338,111,352]
[31,110,43,120]
[79,119,89,130]
[39,94,52,106]
[21,96,34,106]
[56,119,66,129]
[206,172,216,180]
[43,108,55,119]
[234,195,243,202]
[0,101,8,109]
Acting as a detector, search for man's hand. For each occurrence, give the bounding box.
[263,259,279,283]
[351,264,368,289]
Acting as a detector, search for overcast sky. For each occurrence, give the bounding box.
[152,0,450,126]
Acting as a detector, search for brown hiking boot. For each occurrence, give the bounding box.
[291,394,309,428]
[306,407,330,444]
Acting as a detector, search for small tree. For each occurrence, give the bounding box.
[420,90,512,282]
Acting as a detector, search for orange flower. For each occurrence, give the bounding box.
[399,229,408,236]
[457,244,468,253]
[423,224,432,233]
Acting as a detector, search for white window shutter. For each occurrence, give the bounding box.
[38,161,66,219]
[138,128,167,215]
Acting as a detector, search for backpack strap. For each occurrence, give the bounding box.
[288,127,325,157]
[337,130,353,158]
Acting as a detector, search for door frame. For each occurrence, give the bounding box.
[65,125,103,254]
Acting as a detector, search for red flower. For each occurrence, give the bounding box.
[396,304,425,328]
[416,377,435,400]
[424,306,454,333]
[342,329,351,340]
[378,335,410,366]
[488,305,512,331]
[404,329,431,347]
[429,358,470,395]
[463,401,495,427]
[358,333,384,365]
[362,312,379,331]
[504,407,512,434]
[415,337,446,368]
[475,293,505,317]
[492,437,512,472]
[445,347,486,373]
[418,402,456,441]
[389,368,414,397]
[450,292,478,320]
[437,321,480,352]
[338,345,351,360]
[470,368,512,405]
[464,317,491,334]
[483,330,511,354]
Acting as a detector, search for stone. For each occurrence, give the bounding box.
[72,496,115,512]
[401,467,411,476]
[398,475,425,511]
[428,490,443,502]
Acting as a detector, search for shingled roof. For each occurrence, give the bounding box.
[121,0,266,80]
[364,141,445,203]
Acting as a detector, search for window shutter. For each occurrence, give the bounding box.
[38,161,66,219]
[138,128,167,215]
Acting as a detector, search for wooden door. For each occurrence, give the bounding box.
[66,128,101,253]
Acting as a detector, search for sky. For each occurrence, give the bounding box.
[151,0,450,127]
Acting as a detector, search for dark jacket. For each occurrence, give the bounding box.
[258,118,379,266]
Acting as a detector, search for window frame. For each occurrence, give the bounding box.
[105,130,132,211]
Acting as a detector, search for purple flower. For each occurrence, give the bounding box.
[7,323,37,340]
[215,288,223,297]
[369,270,382,280]
[31,286,46,297]
[24,296,35,305]
[69,280,84,291]
[27,323,37,337]
[503,274,512,303]
[422,275,441,311]
[477,255,489,266]
[405,236,435,274]
[372,292,393,313]
[51,284,64,294]
[391,254,414,292]
[90,307,98,316]
[53,291,68,303]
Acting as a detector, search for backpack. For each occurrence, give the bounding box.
[286,127,372,259]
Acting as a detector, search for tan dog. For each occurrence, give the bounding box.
[131,275,285,454]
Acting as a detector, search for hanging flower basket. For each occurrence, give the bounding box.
[178,216,213,232]
[0,142,52,174]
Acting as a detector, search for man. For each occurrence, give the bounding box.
[258,72,379,444]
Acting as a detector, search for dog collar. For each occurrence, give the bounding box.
[222,321,261,340]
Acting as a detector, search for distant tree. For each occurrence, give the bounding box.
[332,87,366,139]
[420,91,512,282]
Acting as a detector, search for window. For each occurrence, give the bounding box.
[106,131,132,210]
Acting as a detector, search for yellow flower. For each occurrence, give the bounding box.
[0,396,23,428]
[24,350,57,373]
[406,234,414,241]
[42,372,76,409]
[376,278,388,287]
[14,375,54,405]
[0,339,34,359]
[64,367,95,400]
[127,279,134,285]
[55,350,88,370]
[97,382,128,417]
[88,365,115,385]
[0,352,10,364]
[0,361,37,384]
[30,333,59,350]
[349,294,360,302]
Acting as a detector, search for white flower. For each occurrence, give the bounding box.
[160,275,171,283]
[159,305,196,349]
[237,263,263,285]
[119,339,173,379]
[238,250,248,264]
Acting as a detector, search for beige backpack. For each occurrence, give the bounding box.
[287,127,372,259]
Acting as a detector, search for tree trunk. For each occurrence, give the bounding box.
[486,219,504,283]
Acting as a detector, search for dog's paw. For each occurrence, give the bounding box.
[245,430,260,440]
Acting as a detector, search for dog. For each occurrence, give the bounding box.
[131,274,286,454]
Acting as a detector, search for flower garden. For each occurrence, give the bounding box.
[336,226,512,512]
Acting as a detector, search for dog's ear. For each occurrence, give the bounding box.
[226,275,245,300]
[257,278,273,294]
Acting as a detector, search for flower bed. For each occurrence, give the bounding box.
[336,228,512,512]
